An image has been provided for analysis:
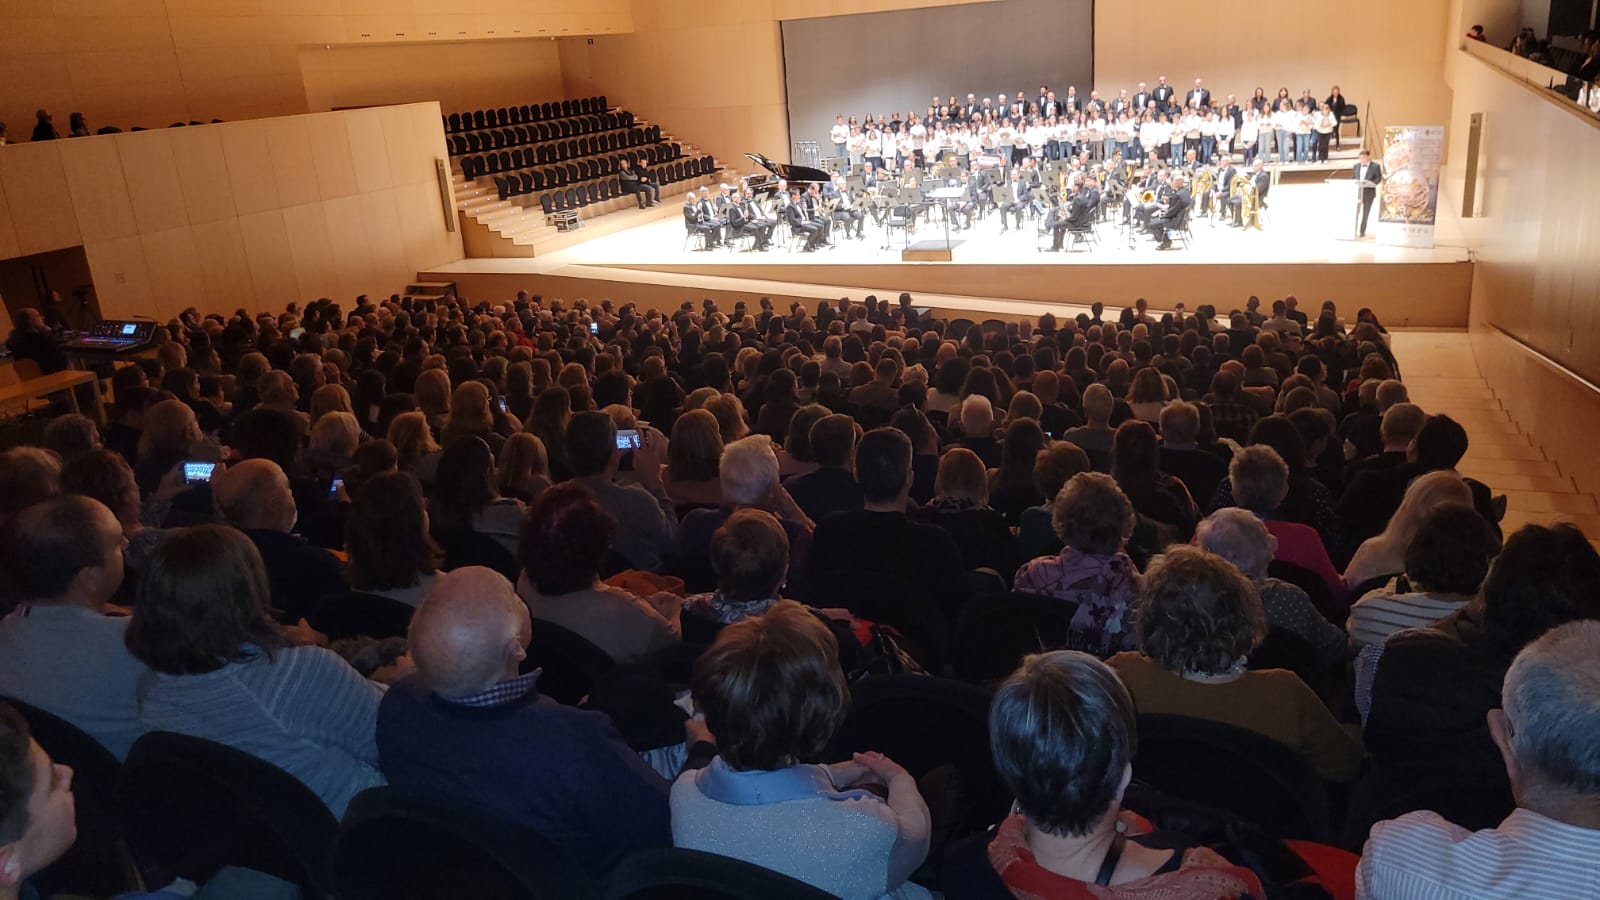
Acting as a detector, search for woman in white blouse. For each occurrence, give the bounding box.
[1239,109,1260,163]
[1293,101,1314,163]
[1313,102,1337,162]
[1274,100,1294,164]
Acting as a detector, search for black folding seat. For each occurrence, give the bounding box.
[540,193,554,214]
[493,176,509,201]
[530,170,545,191]
[540,101,553,119]
[513,125,527,145]
[586,183,599,205]
[596,95,607,110]
[519,104,532,121]
[566,187,581,208]
[517,172,532,195]
[445,113,458,132]
[471,110,484,129]
[561,99,573,117]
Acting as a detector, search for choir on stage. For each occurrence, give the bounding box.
[684,76,1351,254]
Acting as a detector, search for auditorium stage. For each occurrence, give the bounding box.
[422,180,1475,326]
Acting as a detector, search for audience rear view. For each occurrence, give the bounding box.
[1,290,1597,899]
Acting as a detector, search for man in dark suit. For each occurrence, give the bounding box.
[1111,90,1131,118]
[1132,82,1153,114]
[739,189,775,250]
[1149,174,1191,250]
[683,191,719,248]
[617,158,658,208]
[1000,170,1033,232]
[1152,76,1176,113]
[783,189,824,251]
[1187,78,1211,111]
[1337,414,1501,545]
[1207,157,1237,217]
[1353,149,1383,237]
[1224,158,1271,226]
[695,192,727,247]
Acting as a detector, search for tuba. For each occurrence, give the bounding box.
[1193,166,1214,202]
[1237,175,1261,230]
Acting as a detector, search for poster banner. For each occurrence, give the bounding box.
[1377,125,1444,249]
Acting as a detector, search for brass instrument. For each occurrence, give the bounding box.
[1193,166,1214,201]
[1138,188,1157,204]
[1229,173,1261,230]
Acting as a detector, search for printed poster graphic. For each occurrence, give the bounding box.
[1377,125,1443,249]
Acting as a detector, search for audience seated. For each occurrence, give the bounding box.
[1196,509,1347,669]
[1157,401,1227,509]
[987,418,1048,525]
[673,600,932,899]
[1363,524,1600,779]
[945,651,1262,897]
[125,525,384,816]
[679,435,814,588]
[784,413,866,522]
[516,483,681,663]
[1345,503,1500,648]
[0,700,78,899]
[378,566,697,880]
[1336,413,1497,546]
[1222,444,1348,620]
[1341,469,1471,592]
[1014,472,1144,657]
[806,428,971,623]
[0,497,144,759]
[430,436,526,556]
[914,448,1020,580]
[566,411,679,571]
[0,289,1578,895]
[1357,621,1600,897]
[663,409,725,510]
[213,458,346,624]
[1108,546,1364,781]
[345,472,441,608]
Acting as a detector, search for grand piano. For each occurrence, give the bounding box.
[742,152,832,197]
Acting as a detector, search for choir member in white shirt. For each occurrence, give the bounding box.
[1239,109,1261,163]
[830,115,849,160]
[1313,103,1337,162]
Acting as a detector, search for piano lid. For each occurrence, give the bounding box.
[744,152,831,184]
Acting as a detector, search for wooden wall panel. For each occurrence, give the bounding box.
[0,103,461,323]
[0,143,81,256]
[1094,0,1454,139]
[58,138,138,244]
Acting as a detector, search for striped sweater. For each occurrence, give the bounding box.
[135,645,386,817]
[1357,808,1600,898]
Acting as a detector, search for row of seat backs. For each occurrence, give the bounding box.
[463,133,674,180]
[492,145,687,200]
[446,113,644,156]
[456,124,658,172]
[445,96,608,134]
[536,156,715,212]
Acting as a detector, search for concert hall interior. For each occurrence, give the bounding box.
[5,0,1600,894]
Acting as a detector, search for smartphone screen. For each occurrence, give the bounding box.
[182,461,216,484]
[496,397,509,414]
[589,321,599,334]
[329,476,345,498]
[615,428,641,450]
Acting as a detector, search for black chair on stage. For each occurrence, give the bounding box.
[606,848,835,900]
[335,787,598,900]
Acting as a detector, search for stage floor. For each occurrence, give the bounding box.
[422,180,1475,326]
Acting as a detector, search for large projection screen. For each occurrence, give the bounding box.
[781,0,1095,155]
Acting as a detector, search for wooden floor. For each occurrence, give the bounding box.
[1393,331,1600,544]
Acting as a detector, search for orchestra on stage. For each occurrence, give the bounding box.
[683,76,1334,254]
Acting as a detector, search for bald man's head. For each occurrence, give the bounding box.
[408,566,530,700]
[212,458,296,532]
